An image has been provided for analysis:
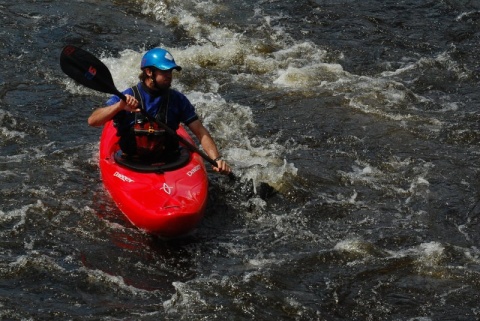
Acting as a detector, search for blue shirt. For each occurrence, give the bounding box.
[108,82,198,135]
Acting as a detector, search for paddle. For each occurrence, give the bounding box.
[59,45,227,172]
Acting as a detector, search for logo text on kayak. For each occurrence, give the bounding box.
[113,171,134,183]
[187,165,202,177]
[161,183,173,195]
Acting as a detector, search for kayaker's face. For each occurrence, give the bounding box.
[151,68,173,90]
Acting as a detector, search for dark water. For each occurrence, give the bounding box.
[1,0,480,320]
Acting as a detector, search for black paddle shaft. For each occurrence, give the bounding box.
[59,45,221,169]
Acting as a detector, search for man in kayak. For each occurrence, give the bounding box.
[87,48,231,175]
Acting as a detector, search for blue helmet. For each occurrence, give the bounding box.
[140,48,182,71]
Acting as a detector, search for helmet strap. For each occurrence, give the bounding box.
[143,68,159,90]
[151,74,159,90]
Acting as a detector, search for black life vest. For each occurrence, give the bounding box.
[132,85,170,158]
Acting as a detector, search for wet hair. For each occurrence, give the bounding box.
[138,69,149,82]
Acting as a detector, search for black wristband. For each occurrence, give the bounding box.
[213,156,222,162]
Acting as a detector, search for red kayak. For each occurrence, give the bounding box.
[98,121,209,238]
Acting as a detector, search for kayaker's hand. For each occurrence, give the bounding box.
[120,94,140,112]
[213,158,231,175]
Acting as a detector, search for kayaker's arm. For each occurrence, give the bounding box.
[188,120,231,175]
[88,94,139,127]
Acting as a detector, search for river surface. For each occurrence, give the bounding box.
[1,0,480,320]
